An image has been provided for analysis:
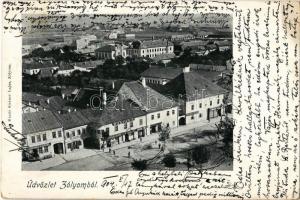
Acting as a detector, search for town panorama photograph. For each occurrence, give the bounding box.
[21,13,234,171]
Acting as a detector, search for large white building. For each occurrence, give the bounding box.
[118,79,179,133]
[126,39,174,58]
[95,44,127,60]
[157,66,228,125]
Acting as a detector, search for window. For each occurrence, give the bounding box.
[31,136,36,143]
[42,134,47,141]
[199,113,202,118]
[37,135,41,142]
[67,143,71,149]
[217,99,220,104]
[167,111,170,116]
[106,128,109,133]
[157,113,160,118]
[44,146,48,153]
[130,121,133,127]
[151,115,154,120]
[58,131,62,137]
[77,129,81,135]
[172,110,175,115]
[52,131,56,138]
[173,121,175,126]
[38,147,43,154]
[66,132,70,138]
[72,131,75,137]
[124,123,127,129]
[82,128,86,134]
[115,125,118,131]
[210,101,212,106]
[191,115,194,120]
[191,105,194,110]
[199,103,202,108]
[139,119,143,125]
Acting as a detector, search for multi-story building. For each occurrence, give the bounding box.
[126,39,174,58]
[118,79,179,134]
[55,111,89,153]
[158,66,228,125]
[22,110,64,160]
[169,34,195,41]
[82,98,147,149]
[75,35,97,50]
[95,44,127,60]
[22,60,58,76]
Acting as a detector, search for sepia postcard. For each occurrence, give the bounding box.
[0,0,299,199]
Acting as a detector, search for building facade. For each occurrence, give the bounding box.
[95,44,127,60]
[127,39,174,58]
[23,110,64,160]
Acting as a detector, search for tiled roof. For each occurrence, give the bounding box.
[139,39,173,49]
[22,92,47,104]
[39,96,70,112]
[58,61,74,71]
[38,68,54,78]
[23,60,57,70]
[73,60,104,69]
[55,111,89,130]
[161,71,228,101]
[95,45,116,52]
[180,40,208,47]
[81,98,146,127]
[214,40,232,46]
[121,81,178,112]
[22,110,62,134]
[141,66,182,80]
[152,53,176,62]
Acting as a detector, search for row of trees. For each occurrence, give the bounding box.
[169,48,232,68]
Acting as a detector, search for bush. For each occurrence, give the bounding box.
[131,159,148,171]
[142,144,152,150]
[162,153,176,168]
[192,145,210,165]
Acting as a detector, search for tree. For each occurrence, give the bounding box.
[162,153,176,168]
[191,145,210,170]
[158,125,170,142]
[131,159,148,171]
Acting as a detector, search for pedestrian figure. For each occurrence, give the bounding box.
[113,150,115,155]
[161,145,164,152]
[128,151,131,158]
[158,143,161,149]
[109,148,111,153]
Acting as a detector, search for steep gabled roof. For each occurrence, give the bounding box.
[22,110,62,134]
[55,111,90,130]
[23,60,57,70]
[81,98,146,128]
[141,66,182,80]
[121,81,178,112]
[161,71,227,101]
[95,45,116,52]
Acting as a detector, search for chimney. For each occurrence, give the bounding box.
[103,92,107,106]
[46,99,50,104]
[183,66,190,73]
[112,81,115,89]
[142,77,146,87]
